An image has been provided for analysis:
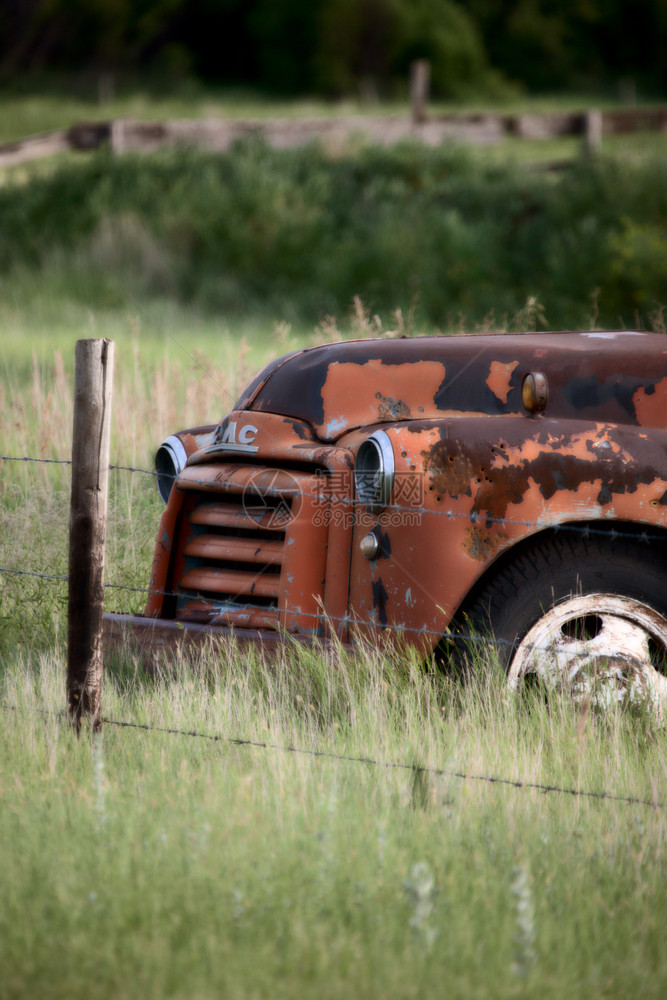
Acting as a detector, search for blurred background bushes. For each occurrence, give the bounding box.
[3,139,666,330]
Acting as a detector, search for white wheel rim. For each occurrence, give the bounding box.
[508,594,667,711]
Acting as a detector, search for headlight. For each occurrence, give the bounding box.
[354,430,395,509]
[155,435,188,503]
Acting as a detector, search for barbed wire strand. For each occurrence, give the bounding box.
[0,566,68,584]
[2,702,662,811]
[2,454,71,466]
[0,559,508,649]
[0,562,616,653]
[0,560,663,656]
[1,454,157,476]
[110,464,157,476]
[2,453,666,542]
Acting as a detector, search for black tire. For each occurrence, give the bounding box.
[451,531,667,677]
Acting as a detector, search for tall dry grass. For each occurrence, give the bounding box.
[0,329,278,653]
[2,337,259,471]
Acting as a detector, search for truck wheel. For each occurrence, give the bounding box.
[457,533,667,711]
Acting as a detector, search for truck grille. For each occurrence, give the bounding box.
[173,463,328,633]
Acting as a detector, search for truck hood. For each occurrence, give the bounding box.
[234,332,667,441]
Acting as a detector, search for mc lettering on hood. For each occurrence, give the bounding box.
[212,420,259,453]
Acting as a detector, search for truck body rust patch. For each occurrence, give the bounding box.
[463,524,510,561]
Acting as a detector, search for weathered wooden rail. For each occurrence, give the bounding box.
[2,107,667,167]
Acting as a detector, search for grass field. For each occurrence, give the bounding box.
[2,86,667,995]
[2,641,667,1000]
[2,310,667,999]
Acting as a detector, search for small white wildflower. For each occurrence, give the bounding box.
[403,862,438,949]
[377,825,387,868]
[232,889,246,922]
[511,863,537,977]
[92,732,107,826]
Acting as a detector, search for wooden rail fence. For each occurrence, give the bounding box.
[2,107,667,167]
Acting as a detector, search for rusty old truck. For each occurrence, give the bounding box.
[105,330,667,705]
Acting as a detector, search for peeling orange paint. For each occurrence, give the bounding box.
[633,377,667,427]
[486,360,519,404]
[319,359,446,437]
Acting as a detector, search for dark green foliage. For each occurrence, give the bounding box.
[395,0,493,98]
[5,1,666,97]
[467,0,667,95]
[0,0,495,98]
[3,141,667,329]
[313,0,495,99]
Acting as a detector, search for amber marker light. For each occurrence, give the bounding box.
[360,531,380,560]
[521,372,548,413]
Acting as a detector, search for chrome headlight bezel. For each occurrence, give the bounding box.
[354,430,395,510]
[155,434,188,504]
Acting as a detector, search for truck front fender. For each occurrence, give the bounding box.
[344,416,667,650]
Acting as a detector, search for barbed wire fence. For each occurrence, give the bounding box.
[2,448,666,811]
[2,700,663,811]
[2,450,666,644]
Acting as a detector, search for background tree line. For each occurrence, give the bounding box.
[2,0,667,99]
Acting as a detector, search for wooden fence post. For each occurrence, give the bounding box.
[67,339,114,734]
[584,109,603,157]
[410,60,430,123]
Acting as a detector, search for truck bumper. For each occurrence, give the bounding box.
[103,612,345,671]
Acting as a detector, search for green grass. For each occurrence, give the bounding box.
[1,644,666,1000]
[0,294,297,379]
[475,129,667,168]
